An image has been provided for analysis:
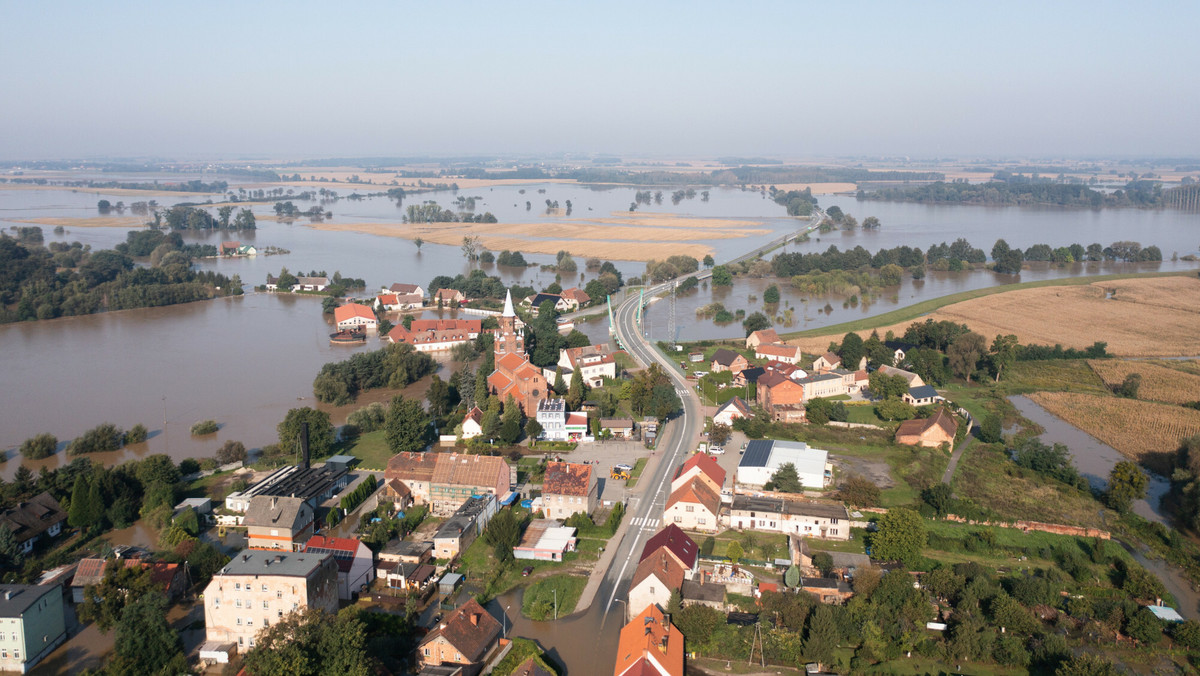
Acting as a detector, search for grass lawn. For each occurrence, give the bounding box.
[996,359,1110,396]
[521,574,586,620]
[844,405,886,426]
[808,530,869,554]
[490,638,557,676]
[625,457,648,487]
[707,530,790,563]
[340,429,392,471]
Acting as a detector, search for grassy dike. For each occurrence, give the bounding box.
[779,269,1193,340]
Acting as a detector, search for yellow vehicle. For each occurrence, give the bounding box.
[610,466,631,481]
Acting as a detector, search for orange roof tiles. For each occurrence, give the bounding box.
[614,604,684,676]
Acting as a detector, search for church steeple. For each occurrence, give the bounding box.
[495,289,523,356]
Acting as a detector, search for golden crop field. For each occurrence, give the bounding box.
[1087,360,1200,405]
[1028,391,1200,470]
[790,276,1200,357]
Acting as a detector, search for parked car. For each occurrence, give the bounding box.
[614,463,634,472]
[708,446,725,455]
[522,566,534,577]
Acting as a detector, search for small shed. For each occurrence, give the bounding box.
[1147,604,1185,623]
[199,641,236,664]
[438,572,463,595]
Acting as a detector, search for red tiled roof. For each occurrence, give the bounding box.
[390,283,421,294]
[566,412,589,426]
[896,408,958,439]
[639,524,697,569]
[666,477,720,516]
[673,453,726,488]
[385,452,439,482]
[630,550,687,594]
[749,329,780,344]
[417,597,501,662]
[334,304,375,322]
[560,287,590,304]
[756,343,799,358]
[613,605,684,676]
[465,407,484,425]
[303,535,363,555]
[818,351,841,365]
[410,319,481,333]
[543,462,592,497]
[377,293,399,305]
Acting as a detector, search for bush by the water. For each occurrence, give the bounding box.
[190,420,219,436]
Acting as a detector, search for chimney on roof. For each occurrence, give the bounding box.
[301,422,310,469]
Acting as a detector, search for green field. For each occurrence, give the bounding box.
[340,429,393,470]
[521,574,586,620]
[625,457,648,487]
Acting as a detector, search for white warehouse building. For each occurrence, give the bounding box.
[736,439,831,489]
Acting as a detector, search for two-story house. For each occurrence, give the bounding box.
[417,598,502,671]
[0,494,66,556]
[541,462,596,520]
[302,536,375,600]
[243,496,315,551]
[429,454,510,516]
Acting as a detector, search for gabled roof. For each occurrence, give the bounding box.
[386,452,439,482]
[464,406,484,425]
[0,585,57,619]
[529,293,562,308]
[390,282,422,294]
[896,408,958,439]
[756,343,800,358]
[511,656,556,676]
[817,351,841,365]
[435,287,464,299]
[878,364,921,384]
[639,524,697,570]
[710,348,743,366]
[714,396,753,420]
[377,293,399,305]
[418,598,501,662]
[496,351,529,372]
[431,454,509,489]
[736,366,765,383]
[614,605,684,676]
[749,329,780,344]
[303,535,366,556]
[630,549,687,593]
[666,477,720,516]
[244,496,311,532]
[908,384,938,399]
[334,304,375,322]
[543,462,593,497]
[673,453,726,488]
[0,492,66,543]
[757,371,802,391]
[560,287,590,304]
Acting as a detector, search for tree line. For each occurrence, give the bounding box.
[860,179,1167,208]
[150,205,256,230]
[0,229,237,323]
[312,343,438,405]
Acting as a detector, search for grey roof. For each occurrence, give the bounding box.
[419,666,465,676]
[826,552,871,569]
[530,293,562,308]
[908,385,938,399]
[682,579,726,603]
[801,577,841,589]
[434,496,492,541]
[384,540,433,558]
[737,367,765,383]
[237,464,347,503]
[243,496,311,531]
[324,455,357,465]
[884,340,918,351]
[796,372,843,384]
[729,495,849,521]
[0,584,56,618]
[711,348,741,366]
[216,549,332,578]
[740,440,773,468]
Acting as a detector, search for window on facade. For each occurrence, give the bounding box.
[239,637,244,646]
[831,529,838,535]
[248,638,254,648]
[424,648,430,656]
[276,591,282,599]
[673,516,682,523]
[247,619,253,626]
[698,518,706,524]
[685,505,694,512]
[235,583,241,590]
[235,599,242,608]
[262,601,269,609]
[831,518,839,524]
[236,618,242,625]
[261,584,268,592]
[1,651,7,659]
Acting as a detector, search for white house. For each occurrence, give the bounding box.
[334,304,378,331]
[544,344,617,388]
[460,407,484,439]
[384,282,426,298]
[736,439,831,489]
[712,396,753,427]
[535,398,590,442]
[302,536,376,600]
[724,495,850,541]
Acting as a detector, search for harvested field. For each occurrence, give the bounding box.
[1027,391,1200,471]
[1087,360,1200,405]
[14,216,146,228]
[0,184,211,197]
[789,276,1200,358]
[302,212,769,261]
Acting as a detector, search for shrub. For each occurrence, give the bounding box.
[178,458,201,476]
[190,420,219,436]
[68,423,124,455]
[19,433,57,460]
[216,440,247,465]
[123,424,149,445]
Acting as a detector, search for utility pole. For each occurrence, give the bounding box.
[667,279,677,350]
[553,588,558,620]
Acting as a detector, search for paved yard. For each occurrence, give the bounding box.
[525,440,651,504]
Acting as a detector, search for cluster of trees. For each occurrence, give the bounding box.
[404,201,496,223]
[582,260,625,302]
[495,250,528,266]
[1169,435,1200,531]
[273,201,330,221]
[0,231,237,323]
[566,165,941,186]
[862,179,1167,208]
[312,342,437,405]
[771,187,818,216]
[645,255,700,282]
[338,475,377,514]
[991,239,1162,273]
[626,363,682,420]
[153,205,256,230]
[428,269,517,304]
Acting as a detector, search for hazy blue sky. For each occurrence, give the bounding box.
[2,1,1196,160]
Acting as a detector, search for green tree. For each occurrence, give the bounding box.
[871,507,926,564]
[709,423,731,447]
[839,332,865,369]
[566,367,586,410]
[216,440,248,465]
[711,265,732,286]
[277,407,335,458]
[1171,619,1200,649]
[980,414,1002,443]
[1117,373,1142,398]
[947,331,987,382]
[0,525,24,569]
[68,474,101,530]
[811,552,833,576]
[243,607,372,676]
[275,267,298,290]
[702,254,715,268]
[725,540,743,564]
[384,395,430,454]
[837,474,880,507]
[764,463,803,493]
[525,418,543,441]
[988,334,1019,381]
[803,605,837,666]
[1105,460,1148,513]
[123,424,148,445]
[107,593,187,676]
[874,397,916,421]
[868,371,908,400]
[19,433,57,459]
[763,284,780,304]
[483,507,522,563]
[552,366,566,395]
[1055,654,1120,676]
[78,560,155,631]
[741,311,771,337]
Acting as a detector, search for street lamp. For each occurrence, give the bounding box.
[553,588,558,620]
[504,605,510,638]
[614,597,628,623]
